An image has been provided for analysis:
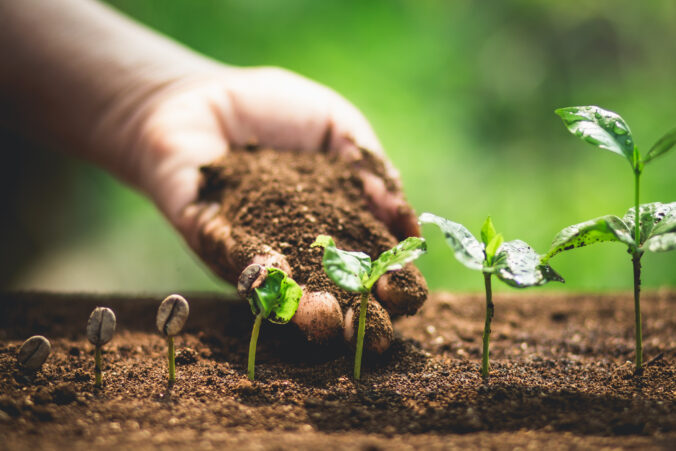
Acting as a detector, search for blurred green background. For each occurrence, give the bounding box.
[2,0,675,293]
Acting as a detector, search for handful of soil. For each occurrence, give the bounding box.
[197,148,427,322]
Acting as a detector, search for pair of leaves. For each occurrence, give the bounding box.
[555,105,676,171]
[311,235,427,293]
[249,268,302,324]
[419,213,564,288]
[544,202,676,261]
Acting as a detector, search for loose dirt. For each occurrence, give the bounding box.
[1,290,674,450]
[198,148,427,316]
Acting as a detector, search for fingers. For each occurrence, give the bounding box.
[191,205,291,284]
[358,170,420,240]
[343,297,394,355]
[374,264,429,316]
[291,290,344,343]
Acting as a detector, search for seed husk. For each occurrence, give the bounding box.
[237,264,267,299]
[86,307,116,346]
[17,336,51,371]
[156,294,190,337]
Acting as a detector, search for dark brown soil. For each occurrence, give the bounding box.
[198,148,427,318]
[1,290,674,450]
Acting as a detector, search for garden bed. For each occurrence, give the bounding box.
[1,290,674,450]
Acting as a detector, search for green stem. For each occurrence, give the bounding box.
[634,171,641,246]
[95,346,102,388]
[168,336,175,384]
[354,292,370,380]
[632,253,643,371]
[248,313,263,381]
[632,170,643,372]
[482,273,494,378]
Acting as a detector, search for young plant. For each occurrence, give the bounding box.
[17,335,51,373]
[237,264,302,381]
[156,294,190,384]
[311,235,427,380]
[420,214,563,378]
[554,105,676,371]
[86,307,116,388]
[543,202,676,371]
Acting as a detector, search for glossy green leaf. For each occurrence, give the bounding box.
[366,236,427,289]
[480,216,497,245]
[544,215,634,261]
[644,233,676,252]
[419,212,484,270]
[492,240,564,288]
[644,129,676,164]
[555,106,637,169]
[623,202,676,246]
[250,268,302,324]
[484,233,503,266]
[312,235,371,293]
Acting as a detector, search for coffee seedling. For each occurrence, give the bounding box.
[156,294,190,384]
[312,235,426,380]
[238,264,302,381]
[86,307,116,387]
[543,202,676,371]
[554,105,676,371]
[420,214,563,378]
[17,335,51,372]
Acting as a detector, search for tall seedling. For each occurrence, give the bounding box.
[549,105,676,371]
[420,214,563,378]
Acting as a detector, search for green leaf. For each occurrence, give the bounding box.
[555,106,637,169]
[492,240,564,288]
[250,268,302,324]
[544,215,634,261]
[484,233,504,266]
[480,216,497,245]
[644,129,676,164]
[644,233,676,252]
[419,212,484,271]
[623,202,676,246]
[312,235,371,293]
[366,237,427,289]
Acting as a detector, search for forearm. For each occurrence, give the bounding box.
[0,0,215,185]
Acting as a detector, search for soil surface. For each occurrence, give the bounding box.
[1,290,675,450]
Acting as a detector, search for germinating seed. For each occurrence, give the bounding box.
[17,335,51,371]
[156,294,190,336]
[86,307,116,346]
[237,264,267,299]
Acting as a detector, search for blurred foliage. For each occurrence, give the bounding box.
[4,0,676,292]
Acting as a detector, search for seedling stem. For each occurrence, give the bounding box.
[482,273,494,378]
[248,312,263,381]
[168,336,176,383]
[354,292,369,380]
[632,169,643,371]
[95,346,102,388]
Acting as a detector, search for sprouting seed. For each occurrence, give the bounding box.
[17,335,51,372]
[86,307,116,388]
[156,294,190,383]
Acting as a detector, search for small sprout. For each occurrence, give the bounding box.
[17,335,51,372]
[86,307,116,388]
[420,214,563,378]
[312,235,426,379]
[554,105,676,371]
[156,294,190,384]
[238,264,302,381]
